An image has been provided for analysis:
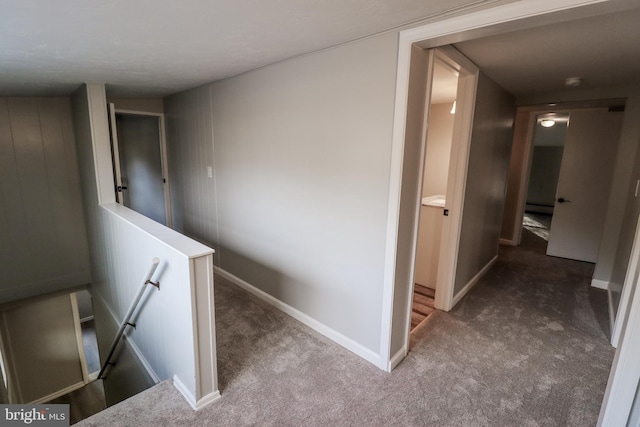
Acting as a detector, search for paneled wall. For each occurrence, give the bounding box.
[164,87,219,253]
[0,98,90,304]
[72,84,218,409]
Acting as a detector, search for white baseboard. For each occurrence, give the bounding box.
[92,292,161,384]
[31,380,85,404]
[388,346,407,372]
[173,375,221,411]
[608,287,617,346]
[214,267,384,370]
[591,279,610,290]
[499,238,516,246]
[451,255,498,307]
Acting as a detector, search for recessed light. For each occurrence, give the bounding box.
[540,119,556,127]
[565,77,582,87]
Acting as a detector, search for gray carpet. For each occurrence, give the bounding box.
[77,230,614,426]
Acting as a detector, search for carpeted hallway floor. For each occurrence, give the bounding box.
[78,230,614,426]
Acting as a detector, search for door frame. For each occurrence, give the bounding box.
[108,107,173,228]
[507,100,626,249]
[378,0,627,370]
[398,45,478,353]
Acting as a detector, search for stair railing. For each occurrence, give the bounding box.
[97,257,161,380]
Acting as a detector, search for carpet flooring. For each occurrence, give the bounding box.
[77,229,614,426]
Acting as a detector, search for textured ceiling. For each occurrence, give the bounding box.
[0,0,504,97]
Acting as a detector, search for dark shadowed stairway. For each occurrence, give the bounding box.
[78,229,613,426]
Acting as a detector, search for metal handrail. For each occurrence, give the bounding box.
[97,257,161,380]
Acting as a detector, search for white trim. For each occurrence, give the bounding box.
[93,292,161,384]
[388,346,408,372]
[607,287,616,342]
[173,375,221,411]
[499,238,516,246]
[108,103,124,205]
[452,256,498,307]
[114,108,164,118]
[591,279,611,290]
[214,267,384,370]
[80,315,95,323]
[598,222,640,426]
[70,293,90,384]
[611,214,640,347]
[124,335,161,384]
[110,108,173,228]
[30,381,85,404]
[399,48,435,367]
[433,46,478,313]
[379,0,613,375]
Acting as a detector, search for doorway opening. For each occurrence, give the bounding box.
[522,113,570,243]
[411,56,459,332]
[398,45,478,345]
[107,105,172,227]
[510,102,624,265]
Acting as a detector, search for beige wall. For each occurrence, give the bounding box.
[500,110,531,242]
[0,293,84,403]
[454,72,515,295]
[0,98,90,304]
[422,102,455,197]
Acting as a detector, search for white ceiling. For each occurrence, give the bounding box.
[0,0,505,97]
[2,1,639,99]
[454,8,640,98]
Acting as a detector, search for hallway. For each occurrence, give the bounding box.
[78,229,614,426]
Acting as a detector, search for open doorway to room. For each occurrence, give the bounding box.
[508,103,624,265]
[399,45,479,341]
[107,105,172,227]
[410,57,459,331]
[522,113,569,243]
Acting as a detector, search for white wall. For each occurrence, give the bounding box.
[166,32,399,361]
[454,72,514,295]
[0,98,90,304]
[72,84,219,409]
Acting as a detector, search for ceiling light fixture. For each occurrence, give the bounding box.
[450,101,456,114]
[540,119,556,128]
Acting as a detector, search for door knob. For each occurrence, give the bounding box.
[557,197,570,203]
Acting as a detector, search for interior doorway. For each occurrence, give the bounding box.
[522,113,569,242]
[510,102,625,264]
[401,46,479,341]
[411,57,459,331]
[107,105,172,227]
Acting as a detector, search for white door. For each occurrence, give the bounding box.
[546,108,624,263]
[107,104,170,226]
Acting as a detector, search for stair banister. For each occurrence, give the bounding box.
[97,257,161,380]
